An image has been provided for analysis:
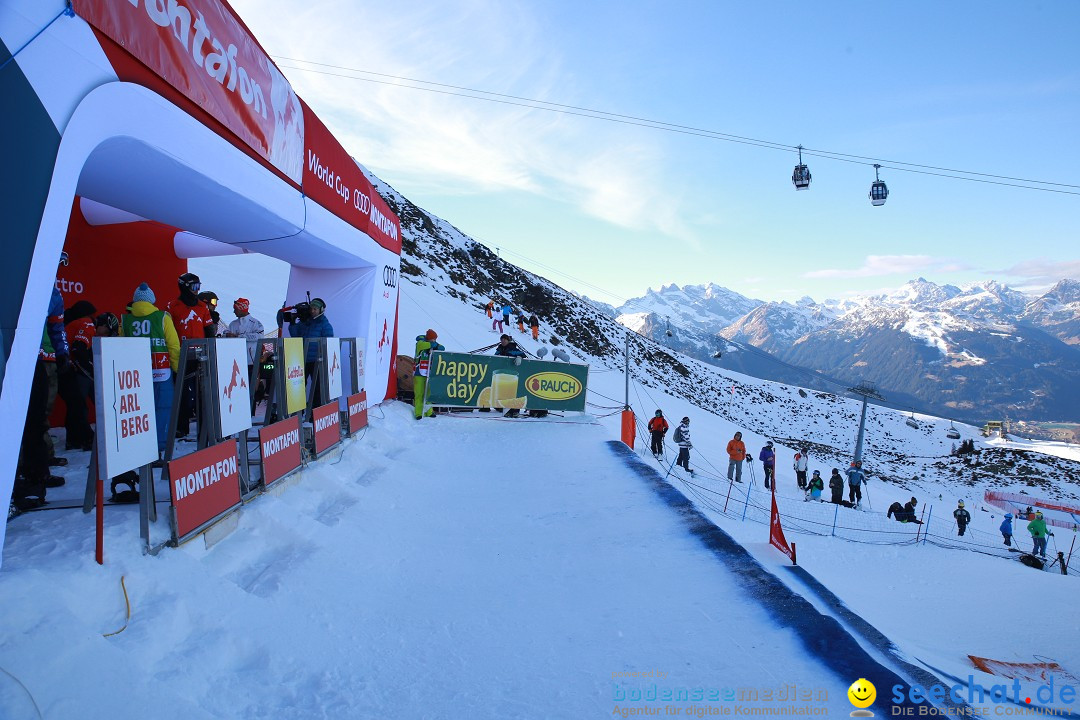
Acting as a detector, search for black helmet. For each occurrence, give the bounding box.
[198,291,219,308]
[655,410,663,417]
[179,272,201,295]
[95,312,119,334]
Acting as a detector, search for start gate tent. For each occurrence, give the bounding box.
[0,0,403,560]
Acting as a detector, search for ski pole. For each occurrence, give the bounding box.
[862,481,872,510]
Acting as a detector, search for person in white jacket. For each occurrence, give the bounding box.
[227,298,265,363]
[793,447,809,489]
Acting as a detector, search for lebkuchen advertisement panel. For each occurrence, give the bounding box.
[93,337,159,479]
[424,353,589,413]
[283,337,306,415]
[167,441,242,541]
[258,415,302,488]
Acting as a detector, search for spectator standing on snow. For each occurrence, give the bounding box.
[726,432,746,483]
[228,297,265,370]
[846,461,866,507]
[1028,511,1051,558]
[953,501,971,536]
[122,283,180,453]
[672,417,694,476]
[485,300,494,319]
[167,273,214,438]
[806,471,824,501]
[413,329,445,419]
[647,410,669,458]
[1000,513,1014,547]
[529,313,540,342]
[758,441,775,489]
[516,313,527,334]
[829,468,845,504]
[793,448,809,489]
[60,300,97,451]
[501,303,512,330]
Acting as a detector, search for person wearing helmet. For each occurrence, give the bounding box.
[647,410,669,459]
[953,500,971,536]
[166,273,215,439]
[672,417,693,476]
[758,441,776,489]
[999,513,1014,547]
[846,461,867,508]
[726,432,746,483]
[413,329,445,419]
[95,312,120,338]
[806,469,824,501]
[60,300,97,451]
[1027,510,1051,558]
[198,291,228,337]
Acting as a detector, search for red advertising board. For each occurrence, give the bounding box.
[312,401,341,455]
[258,415,302,487]
[301,100,401,254]
[346,391,368,435]
[73,0,305,184]
[167,441,242,540]
[769,494,796,565]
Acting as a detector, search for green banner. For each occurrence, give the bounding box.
[424,352,589,412]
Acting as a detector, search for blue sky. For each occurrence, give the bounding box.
[234,0,1080,304]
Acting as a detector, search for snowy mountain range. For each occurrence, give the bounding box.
[607,277,1080,424]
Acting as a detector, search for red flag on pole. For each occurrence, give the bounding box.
[769,493,796,564]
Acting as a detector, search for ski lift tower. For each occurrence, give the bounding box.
[849,381,885,466]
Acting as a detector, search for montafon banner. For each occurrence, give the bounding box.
[424,352,588,412]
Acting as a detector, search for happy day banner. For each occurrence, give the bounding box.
[423,352,589,413]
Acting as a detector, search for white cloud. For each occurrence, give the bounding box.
[803,255,971,279]
[994,258,1080,286]
[231,0,691,238]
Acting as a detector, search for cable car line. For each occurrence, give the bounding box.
[273,56,1079,196]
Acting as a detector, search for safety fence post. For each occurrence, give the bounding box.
[831,503,839,537]
[921,505,933,545]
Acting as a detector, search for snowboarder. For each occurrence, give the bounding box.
[121,283,180,452]
[647,410,669,458]
[806,471,824,501]
[726,432,746,483]
[887,497,922,524]
[1000,513,1013,547]
[1027,511,1052,558]
[672,417,694,476]
[846,461,866,508]
[758,441,775,489]
[828,468,845,504]
[61,299,97,451]
[793,448,809,489]
[413,329,445,419]
[953,501,971,536]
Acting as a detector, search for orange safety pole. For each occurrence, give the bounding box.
[621,409,635,449]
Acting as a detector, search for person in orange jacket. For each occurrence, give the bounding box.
[647,410,669,458]
[529,313,540,341]
[726,431,747,483]
[485,300,494,319]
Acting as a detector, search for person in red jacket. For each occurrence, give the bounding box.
[647,410,669,458]
[166,273,214,439]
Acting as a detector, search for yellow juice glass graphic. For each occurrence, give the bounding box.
[491,370,519,408]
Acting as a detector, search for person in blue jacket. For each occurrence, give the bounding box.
[282,298,334,407]
[999,513,1013,547]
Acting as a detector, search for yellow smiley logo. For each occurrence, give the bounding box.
[848,678,876,710]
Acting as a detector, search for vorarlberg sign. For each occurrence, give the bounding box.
[423,352,589,413]
[93,337,159,479]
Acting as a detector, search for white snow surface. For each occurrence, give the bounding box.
[4,266,1080,717]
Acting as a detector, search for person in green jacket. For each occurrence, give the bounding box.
[1027,511,1052,558]
[806,470,824,501]
[413,329,445,419]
